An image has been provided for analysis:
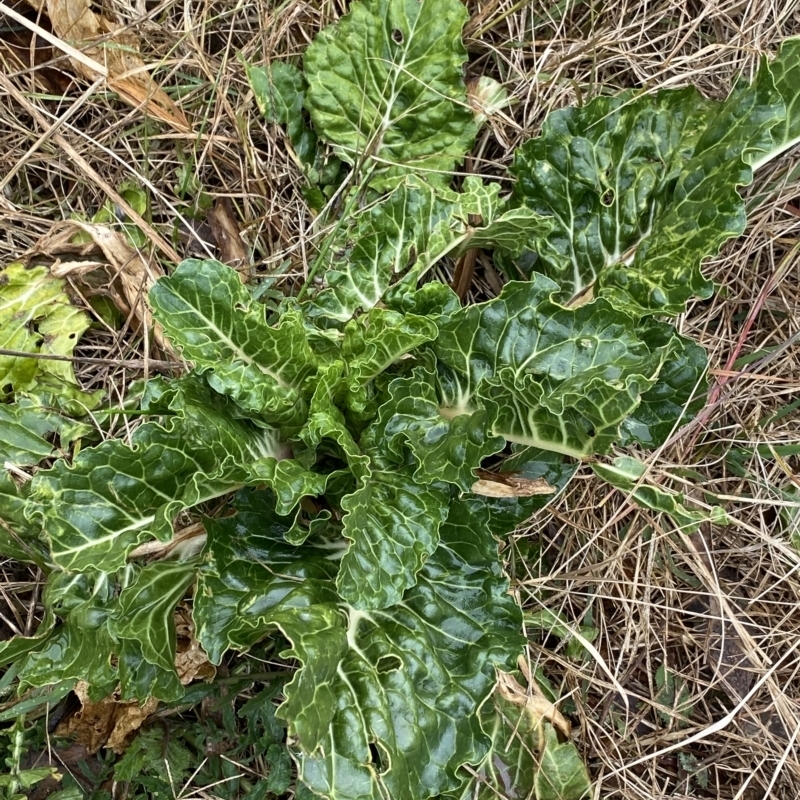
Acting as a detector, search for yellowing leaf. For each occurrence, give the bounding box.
[535,725,592,800]
[496,666,571,744]
[0,262,100,409]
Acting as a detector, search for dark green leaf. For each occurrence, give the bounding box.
[150,259,317,430]
[111,559,197,700]
[28,377,283,572]
[364,361,504,492]
[194,492,524,800]
[304,0,475,188]
[435,277,683,458]
[337,469,450,609]
[510,59,793,316]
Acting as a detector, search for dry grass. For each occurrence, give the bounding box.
[2,0,800,797]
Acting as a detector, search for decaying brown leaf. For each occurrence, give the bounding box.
[55,681,158,754]
[0,5,73,94]
[32,220,174,355]
[54,612,213,754]
[207,197,249,272]
[22,0,189,130]
[495,656,572,752]
[175,605,216,685]
[472,471,556,498]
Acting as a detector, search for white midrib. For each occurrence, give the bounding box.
[749,130,800,171]
[194,309,290,388]
[368,10,423,164]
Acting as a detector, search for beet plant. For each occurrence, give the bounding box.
[1,1,798,798]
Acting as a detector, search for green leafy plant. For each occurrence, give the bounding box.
[0,1,798,798]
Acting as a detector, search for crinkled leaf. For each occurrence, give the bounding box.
[592,455,729,533]
[150,259,317,430]
[15,572,117,700]
[0,262,102,410]
[309,177,551,324]
[435,277,682,458]
[750,38,800,169]
[599,63,783,316]
[194,492,524,800]
[435,176,554,260]
[295,350,452,609]
[300,362,369,473]
[364,360,504,492]
[620,322,707,448]
[0,400,91,465]
[28,377,283,572]
[510,56,794,316]
[337,469,450,609]
[193,490,340,666]
[534,725,592,800]
[306,180,445,323]
[510,88,714,300]
[248,458,330,516]
[343,308,437,387]
[342,307,437,415]
[304,0,475,188]
[0,402,91,564]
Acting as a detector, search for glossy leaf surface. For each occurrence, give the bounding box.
[304,0,475,188]
[194,492,524,800]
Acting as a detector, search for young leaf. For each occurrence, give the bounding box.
[304,0,475,188]
[336,469,450,609]
[194,492,524,800]
[534,724,592,800]
[342,307,438,414]
[308,177,552,324]
[363,360,505,492]
[150,259,317,431]
[245,58,331,182]
[247,458,330,516]
[248,60,305,127]
[299,360,452,610]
